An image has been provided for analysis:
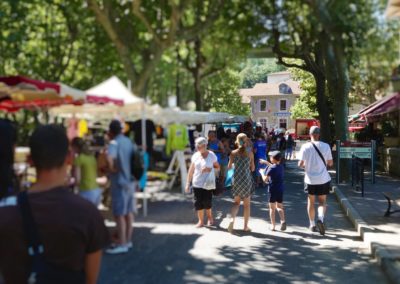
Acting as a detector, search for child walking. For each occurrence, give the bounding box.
[260,151,286,231]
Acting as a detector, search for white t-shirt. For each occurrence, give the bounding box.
[191,151,218,188]
[298,141,333,185]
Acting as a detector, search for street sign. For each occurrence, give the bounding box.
[339,146,372,159]
[340,141,371,147]
[339,152,372,159]
[336,140,376,185]
[273,112,291,117]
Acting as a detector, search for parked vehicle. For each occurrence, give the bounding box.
[295,119,320,140]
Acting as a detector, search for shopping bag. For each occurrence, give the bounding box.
[203,168,216,190]
[225,167,234,187]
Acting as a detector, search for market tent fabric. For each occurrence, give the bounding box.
[50,103,246,126]
[0,76,86,112]
[86,76,143,105]
[349,93,400,123]
[59,83,86,100]
[49,104,122,120]
[149,109,247,125]
[0,76,60,94]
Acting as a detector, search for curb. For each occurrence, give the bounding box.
[333,185,400,284]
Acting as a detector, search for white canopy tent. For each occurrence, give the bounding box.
[86,76,143,105]
[59,83,86,100]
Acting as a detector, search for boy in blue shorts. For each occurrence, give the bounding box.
[259,151,286,231]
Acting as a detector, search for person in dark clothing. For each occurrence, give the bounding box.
[0,124,110,284]
[216,126,228,140]
[131,119,156,168]
[260,151,286,231]
[285,134,295,160]
[131,119,156,150]
[0,119,17,200]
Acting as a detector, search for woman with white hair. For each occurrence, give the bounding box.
[227,133,255,233]
[185,137,220,228]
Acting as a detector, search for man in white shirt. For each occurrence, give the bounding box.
[298,126,333,235]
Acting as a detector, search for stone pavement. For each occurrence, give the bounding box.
[334,173,400,283]
[99,161,387,284]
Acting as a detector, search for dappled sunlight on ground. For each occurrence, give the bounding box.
[99,161,387,284]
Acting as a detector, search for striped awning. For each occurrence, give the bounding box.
[349,93,400,123]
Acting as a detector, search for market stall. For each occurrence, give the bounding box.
[86,76,143,105]
[349,93,400,176]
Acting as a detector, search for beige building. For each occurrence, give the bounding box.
[240,71,301,131]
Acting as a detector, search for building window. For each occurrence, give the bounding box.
[279,118,287,129]
[279,83,293,94]
[259,118,268,129]
[280,99,287,111]
[259,99,268,112]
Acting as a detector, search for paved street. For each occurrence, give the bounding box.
[99,161,388,284]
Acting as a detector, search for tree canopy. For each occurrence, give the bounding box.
[0,0,398,131]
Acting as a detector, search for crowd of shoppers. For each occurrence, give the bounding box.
[185,124,333,238]
[0,118,333,282]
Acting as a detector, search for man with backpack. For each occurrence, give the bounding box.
[298,126,333,235]
[106,120,137,254]
[0,124,109,284]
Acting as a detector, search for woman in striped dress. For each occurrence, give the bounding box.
[227,133,255,233]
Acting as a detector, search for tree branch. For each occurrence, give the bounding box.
[201,64,226,79]
[87,0,137,79]
[176,0,225,41]
[132,0,162,45]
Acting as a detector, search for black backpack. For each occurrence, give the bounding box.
[131,147,145,180]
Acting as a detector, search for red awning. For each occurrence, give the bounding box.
[0,98,81,113]
[349,93,400,122]
[86,95,124,106]
[0,76,60,93]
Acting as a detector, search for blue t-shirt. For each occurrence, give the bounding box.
[254,140,267,160]
[208,140,221,162]
[266,164,284,192]
[108,134,135,186]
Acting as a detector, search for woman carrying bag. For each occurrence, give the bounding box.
[185,137,220,228]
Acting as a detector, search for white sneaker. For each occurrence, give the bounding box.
[126,241,133,249]
[105,245,129,254]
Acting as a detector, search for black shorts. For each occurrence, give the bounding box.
[269,190,283,203]
[305,182,331,196]
[193,187,213,210]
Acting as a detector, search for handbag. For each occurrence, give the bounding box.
[17,191,85,284]
[310,142,333,192]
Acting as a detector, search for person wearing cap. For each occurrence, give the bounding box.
[298,126,333,235]
[259,151,286,231]
[106,120,136,254]
[185,137,220,228]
